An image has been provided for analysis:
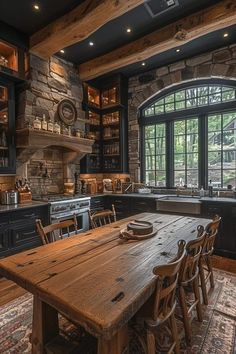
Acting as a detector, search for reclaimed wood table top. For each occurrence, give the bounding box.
[0,213,210,342]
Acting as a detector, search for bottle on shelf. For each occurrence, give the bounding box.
[47,118,54,133]
[200,186,205,198]
[1,130,7,147]
[33,116,41,130]
[208,180,213,197]
[41,114,47,131]
[54,121,61,134]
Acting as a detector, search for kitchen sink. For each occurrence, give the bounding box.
[156,196,201,215]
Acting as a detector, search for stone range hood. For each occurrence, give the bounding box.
[16,128,94,164]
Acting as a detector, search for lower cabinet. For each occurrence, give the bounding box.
[104,196,157,220]
[0,204,49,258]
[201,202,236,259]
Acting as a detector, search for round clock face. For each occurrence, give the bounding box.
[57,99,77,126]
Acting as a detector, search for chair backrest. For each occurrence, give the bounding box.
[197,215,221,256]
[152,240,186,322]
[36,216,78,245]
[179,232,206,284]
[89,204,116,229]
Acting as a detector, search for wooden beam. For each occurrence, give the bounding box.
[30,0,144,59]
[79,0,236,81]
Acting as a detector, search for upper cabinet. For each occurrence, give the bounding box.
[81,74,128,174]
[0,39,26,81]
[0,78,16,174]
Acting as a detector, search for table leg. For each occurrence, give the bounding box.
[31,295,59,354]
[98,325,129,354]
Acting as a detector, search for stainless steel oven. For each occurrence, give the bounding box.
[50,197,90,237]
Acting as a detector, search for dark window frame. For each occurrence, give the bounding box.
[139,79,236,189]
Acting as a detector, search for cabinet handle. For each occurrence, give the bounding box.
[24,213,36,218]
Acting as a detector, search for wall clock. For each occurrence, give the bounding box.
[57,99,77,126]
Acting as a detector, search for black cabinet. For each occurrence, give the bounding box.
[105,195,157,220]
[201,201,236,259]
[0,77,15,174]
[0,204,49,258]
[90,196,105,213]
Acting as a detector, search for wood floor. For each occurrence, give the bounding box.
[0,255,235,307]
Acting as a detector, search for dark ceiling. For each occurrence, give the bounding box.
[0,0,234,79]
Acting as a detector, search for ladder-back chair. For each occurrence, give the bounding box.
[131,240,186,354]
[36,216,78,245]
[177,231,206,345]
[198,215,221,304]
[89,204,116,229]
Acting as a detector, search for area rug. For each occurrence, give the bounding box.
[0,269,236,353]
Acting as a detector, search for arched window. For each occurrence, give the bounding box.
[140,79,236,189]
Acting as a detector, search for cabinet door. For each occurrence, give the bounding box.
[0,78,15,174]
[0,218,9,257]
[10,220,41,253]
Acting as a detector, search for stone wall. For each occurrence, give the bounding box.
[16,54,84,195]
[128,44,236,182]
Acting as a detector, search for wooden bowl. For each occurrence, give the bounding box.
[127,220,153,235]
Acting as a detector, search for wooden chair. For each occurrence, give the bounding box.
[131,240,186,354]
[89,204,116,229]
[198,215,221,305]
[177,232,206,345]
[36,216,78,245]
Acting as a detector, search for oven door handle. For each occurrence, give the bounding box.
[51,210,89,221]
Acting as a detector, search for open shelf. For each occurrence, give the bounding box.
[0,40,18,72]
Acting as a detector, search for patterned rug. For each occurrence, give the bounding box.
[0,269,236,353]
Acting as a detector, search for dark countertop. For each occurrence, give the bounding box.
[0,200,49,214]
[89,193,236,203]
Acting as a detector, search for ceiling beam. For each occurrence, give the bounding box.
[29,0,144,59]
[79,0,236,81]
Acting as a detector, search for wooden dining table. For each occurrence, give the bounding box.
[0,212,210,354]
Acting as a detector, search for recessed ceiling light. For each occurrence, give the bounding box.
[89,41,94,46]
[223,33,229,38]
[176,48,181,53]
[33,3,40,11]
[126,28,132,33]
[60,49,65,54]
[141,62,146,66]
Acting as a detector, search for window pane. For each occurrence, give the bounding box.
[222,130,236,150]
[156,138,166,154]
[223,170,236,188]
[223,112,236,129]
[145,155,155,170]
[208,114,222,131]
[175,90,185,101]
[165,103,174,112]
[165,94,174,103]
[175,101,185,110]
[174,154,185,169]
[209,93,221,104]
[198,86,208,97]
[187,153,198,168]
[187,170,198,186]
[208,151,221,169]
[222,89,235,101]
[145,171,156,186]
[174,120,185,134]
[208,170,222,187]
[156,124,165,138]
[198,96,208,106]
[145,140,155,155]
[156,171,166,187]
[145,126,155,139]
[174,171,186,186]
[208,132,221,150]
[223,151,236,169]
[187,119,198,133]
[174,135,185,153]
[187,134,198,152]
[155,105,164,114]
[156,155,166,170]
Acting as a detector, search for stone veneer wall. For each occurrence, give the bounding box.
[128,44,236,182]
[16,54,85,195]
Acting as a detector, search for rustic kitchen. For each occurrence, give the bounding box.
[0,1,236,353]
